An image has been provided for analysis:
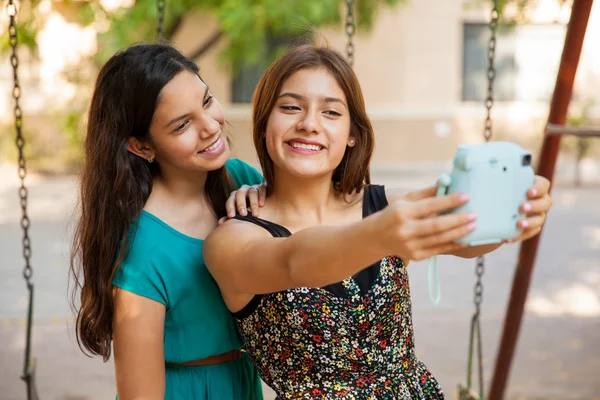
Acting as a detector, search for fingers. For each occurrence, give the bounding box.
[408,192,469,218]
[404,185,438,202]
[225,191,238,218]
[509,227,542,243]
[413,211,476,237]
[235,186,249,216]
[258,182,267,206]
[527,175,550,198]
[414,216,476,247]
[247,187,260,217]
[218,216,227,225]
[225,184,267,218]
[507,212,547,243]
[521,195,552,215]
[518,212,546,231]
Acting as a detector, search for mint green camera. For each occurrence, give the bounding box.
[438,142,535,245]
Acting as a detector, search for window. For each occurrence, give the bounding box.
[462,23,566,102]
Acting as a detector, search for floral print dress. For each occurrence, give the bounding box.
[233,185,445,399]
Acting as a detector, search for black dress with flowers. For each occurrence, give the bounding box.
[233,185,445,399]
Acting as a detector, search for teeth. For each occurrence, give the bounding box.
[289,142,322,151]
[200,137,221,153]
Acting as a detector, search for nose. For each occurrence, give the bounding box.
[198,111,221,140]
[296,108,322,135]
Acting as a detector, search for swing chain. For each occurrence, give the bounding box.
[8,4,39,398]
[483,5,498,141]
[345,0,355,67]
[8,0,32,286]
[463,3,498,400]
[156,0,166,40]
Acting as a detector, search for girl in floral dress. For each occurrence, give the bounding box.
[204,45,553,398]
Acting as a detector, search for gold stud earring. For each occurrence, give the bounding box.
[147,155,154,163]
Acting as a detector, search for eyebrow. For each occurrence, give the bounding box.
[165,85,210,128]
[278,92,347,108]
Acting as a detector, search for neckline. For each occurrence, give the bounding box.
[140,210,205,244]
[244,185,373,236]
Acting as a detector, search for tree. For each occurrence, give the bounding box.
[3,0,405,69]
[0,0,405,171]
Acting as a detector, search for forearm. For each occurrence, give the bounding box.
[286,214,388,287]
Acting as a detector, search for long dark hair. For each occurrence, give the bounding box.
[69,43,233,361]
[252,44,374,196]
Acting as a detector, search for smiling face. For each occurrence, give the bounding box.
[265,67,355,181]
[252,45,375,196]
[134,70,230,174]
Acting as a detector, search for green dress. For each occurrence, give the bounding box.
[112,159,264,400]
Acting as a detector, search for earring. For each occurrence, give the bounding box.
[348,138,355,147]
[147,155,154,163]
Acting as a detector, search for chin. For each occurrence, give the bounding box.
[198,149,230,172]
[285,165,332,180]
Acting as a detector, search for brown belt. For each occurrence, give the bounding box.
[165,350,241,367]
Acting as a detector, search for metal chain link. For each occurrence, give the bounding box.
[483,5,498,142]
[8,4,38,397]
[466,2,499,399]
[8,0,32,287]
[473,1,499,330]
[345,0,355,67]
[156,0,166,40]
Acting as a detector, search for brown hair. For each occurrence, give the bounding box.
[69,43,233,361]
[251,44,374,195]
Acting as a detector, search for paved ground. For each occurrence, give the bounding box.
[1,162,600,400]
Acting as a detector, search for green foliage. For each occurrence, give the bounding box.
[56,108,86,168]
[2,0,406,67]
[1,0,405,171]
[93,0,405,68]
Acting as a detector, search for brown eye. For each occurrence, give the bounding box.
[280,105,301,111]
[174,120,190,133]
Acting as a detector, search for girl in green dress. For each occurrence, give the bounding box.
[69,43,264,399]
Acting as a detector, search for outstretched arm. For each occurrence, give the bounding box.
[204,191,473,297]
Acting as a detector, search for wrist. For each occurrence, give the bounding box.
[362,209,392,257]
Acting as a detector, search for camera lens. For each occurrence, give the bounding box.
[522,154,532,166]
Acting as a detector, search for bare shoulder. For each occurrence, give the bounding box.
[207,218,272,243]
[203,218,272,268]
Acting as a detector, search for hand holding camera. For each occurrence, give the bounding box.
[435,142,551,245]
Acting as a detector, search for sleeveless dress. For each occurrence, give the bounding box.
[112,159,264,400]
[233,185,445,399]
